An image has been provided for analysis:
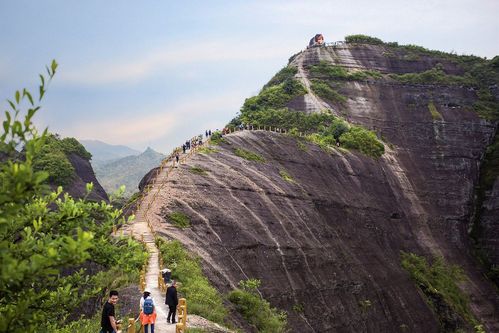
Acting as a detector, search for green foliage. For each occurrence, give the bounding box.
[189,166,208,175]
[33,147,74,185]
[241,79,306,113]
[228,279,287,333]
[54,313,101,333]
[310,80,347,103]
[345,34,384,45]
[168,211,191,228]
[234,148,265,162]
[279,169,295,183]
[339,126,385,158]
[198,146,219,154]
[0,63,146,333]
[263,66,298,89]
[209,131,225,145]
[400,252,479,326]
[428,101,443,120]
[156,238,227,324]
[309,61,382,81]
[58,137,92,160]
[389,66,473,85]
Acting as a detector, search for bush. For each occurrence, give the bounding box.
[168,212,191,228]
[345,34,385,45]
[234,148,265,162]
[279,169,295,183]
[156,239,227,324]
[59,137,92,160]
[264,66,298,89]
[389,67,474,85]
[228,279,287,333]
[241,79,306,113]
[33,149,75,185]
[210,131,225,145]
[310,80,346,103]
[339,126,385,158]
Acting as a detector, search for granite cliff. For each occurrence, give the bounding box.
[141,40,499,332]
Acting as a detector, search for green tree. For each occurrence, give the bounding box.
[0,62,139,332]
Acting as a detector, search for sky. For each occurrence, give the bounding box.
[1,0,498,154]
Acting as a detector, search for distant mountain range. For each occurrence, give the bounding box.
[80,139,141,163]
[81,140,165,197]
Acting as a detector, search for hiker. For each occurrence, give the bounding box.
[182,144,186,154]
[205,130,209,138]
[140,290,157,333]
[208,129,212,136]
[165,280,178,324]
[100,290,119,333]
[175,153,179,164]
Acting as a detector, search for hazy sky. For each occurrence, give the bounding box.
[1,0,498,153]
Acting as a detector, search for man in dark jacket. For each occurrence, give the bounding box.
[165,280,178,324]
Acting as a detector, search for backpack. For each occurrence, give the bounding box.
[143,298,154,315]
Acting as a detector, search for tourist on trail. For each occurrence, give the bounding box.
[140,290,157,333]
[165,280,178,324]
[205,130,208,138]
[161,268,172,284]
[100,290,119,333]
[182,144,186,154]
[175,153,179,164]
[208,129,212,136]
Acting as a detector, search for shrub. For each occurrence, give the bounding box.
[198,147,218,154]
[210,131,225,145]
[389,67,474,85]
[241,79,306,113]
[310,80,347,103]
[234,148,265,162]
[33,149,75,185]
[264,66,298,89]
[156,239,227,324]
[59,137,92,160]
[228,279,287,333]
[168,212,191,228]
[339,126,385,158]
[345,34,384,45]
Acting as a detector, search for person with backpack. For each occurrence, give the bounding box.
[165,280,178,324]
[140,290,157,333]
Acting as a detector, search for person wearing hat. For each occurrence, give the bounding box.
[165,280,178,324]
[139,290,157,333]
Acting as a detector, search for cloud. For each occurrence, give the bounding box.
[59,39,294,86]
[67,90,244,147]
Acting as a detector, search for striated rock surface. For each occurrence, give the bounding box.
[142,44,499,332]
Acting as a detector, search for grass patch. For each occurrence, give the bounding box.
[310,79,347,103]
[228,279,287,333]
[296,140,308,152]
[389,66,473,85]
[189,166,208,176]
[156,238,228,324]
[168,212,191,228]
[309,61,382,81]
[198,146,219,154]
[279,169,295,183]
[428,101,443,120]
[263,66,298,89]
[234,148,265,162]
[401,252,479,328]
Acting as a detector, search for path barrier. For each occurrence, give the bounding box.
[176,298,188,333]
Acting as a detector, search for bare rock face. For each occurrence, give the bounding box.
[147,45,499,332]
[65,153,108,201]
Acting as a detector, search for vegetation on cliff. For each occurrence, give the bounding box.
[156,238,227,324]
[0,63,147,333]
[401,252,481,330]
[228,279,287,333]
